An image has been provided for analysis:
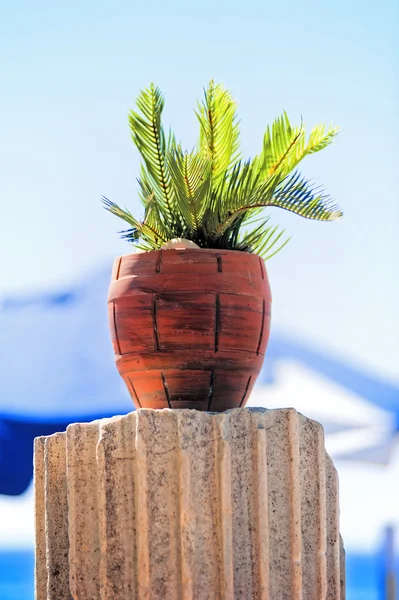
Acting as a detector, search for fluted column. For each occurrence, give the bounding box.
[34,408,345,599]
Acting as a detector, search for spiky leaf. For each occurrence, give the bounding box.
[103,81,342,260]
[195,80,241,181]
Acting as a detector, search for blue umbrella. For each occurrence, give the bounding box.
[1,266,398,495]
[0,267,130,495]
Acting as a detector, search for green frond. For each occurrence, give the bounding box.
[234,218,272,252]
[306,124,339,154]
[167,150,212,232]
[137,168,154,207]
[195,80,241,181]
[129,84,176,222]
[256,111,304,179]
[255,114,339,180]
[208,163,273,238]
[263,236,291,260]
[209,170,341,240]
[102,196,167,249]
[248,222,291,260]
[142,193,173,243]
[102,196,141,236]
[224,216,290,259]
[135,170,178,242]
[281,122,339,171]
[103,81,342,260]
[261,171,342,220]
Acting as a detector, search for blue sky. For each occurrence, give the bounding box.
[1,0,398,376]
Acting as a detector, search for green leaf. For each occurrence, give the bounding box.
[255,114,339,179]
[306,123,339,154]
[129,84,176,223]
[103,81,342,261]
[167,150,212,232]
[256,111,304,178]
[102,196,167,248]
[265,171,343,221]
[195,80,241,181]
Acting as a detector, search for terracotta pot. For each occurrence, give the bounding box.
[108,248,271,411]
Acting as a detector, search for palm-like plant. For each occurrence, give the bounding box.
[103,81,342,259]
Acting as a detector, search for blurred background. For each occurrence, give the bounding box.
[1,0,398,598]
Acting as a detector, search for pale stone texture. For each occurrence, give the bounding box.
[34,437,47,600]
[34,408,345,599]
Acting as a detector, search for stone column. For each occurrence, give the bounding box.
[34,408,345,599]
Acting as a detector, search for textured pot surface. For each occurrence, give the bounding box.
[108,248,271,411]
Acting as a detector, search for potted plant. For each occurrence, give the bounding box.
[104,81,342,411]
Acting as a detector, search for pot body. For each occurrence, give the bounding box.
[108,248,271,411]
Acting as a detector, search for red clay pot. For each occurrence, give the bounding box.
[108,248,271,411]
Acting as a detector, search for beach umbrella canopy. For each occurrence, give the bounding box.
[1,266,398,495]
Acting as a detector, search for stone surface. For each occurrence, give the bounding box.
[34,408,345,599]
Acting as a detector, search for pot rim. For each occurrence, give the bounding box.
[115,247,265,261]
